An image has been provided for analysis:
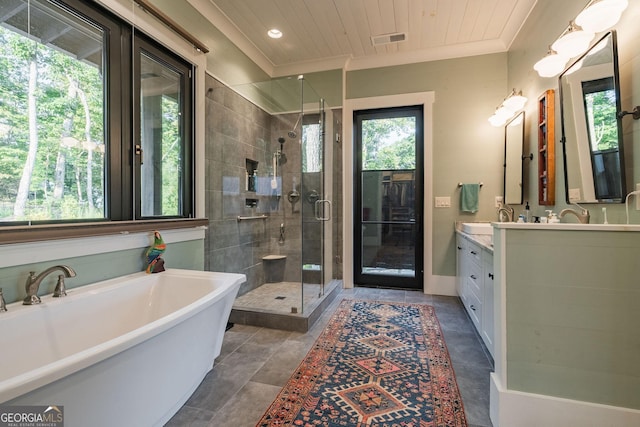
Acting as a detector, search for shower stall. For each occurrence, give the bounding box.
[218,75,341,330]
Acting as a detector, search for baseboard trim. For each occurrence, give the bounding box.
[425,274,457,296]
[490,374,640,427]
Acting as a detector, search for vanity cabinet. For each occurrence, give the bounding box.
[481,251,494,352]
[456,233,494,357]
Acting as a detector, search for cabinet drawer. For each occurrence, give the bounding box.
[467,240,482,265]
[467,261,482,299]
[464,287,482,330]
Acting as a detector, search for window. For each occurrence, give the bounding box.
[0,0,194,224]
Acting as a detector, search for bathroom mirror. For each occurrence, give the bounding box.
[504,112,525,205]
[560,31,626,203]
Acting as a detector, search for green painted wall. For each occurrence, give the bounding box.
[507,0,640,224]
[346,54,509,277]
[0,240,203,305]
[304,69,343,109]
[150,0,269,86]
[503,228,640,409]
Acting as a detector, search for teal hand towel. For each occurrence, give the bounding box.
[460,183,480,213]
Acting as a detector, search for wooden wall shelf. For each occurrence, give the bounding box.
[538,89,555,205]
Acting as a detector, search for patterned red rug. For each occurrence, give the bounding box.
[257,299,467,426]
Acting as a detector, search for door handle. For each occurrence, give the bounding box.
[135,144,143,165]
[315,199,332,221]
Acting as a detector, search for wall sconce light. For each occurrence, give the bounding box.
[488,89,528,127]
[533,48,568,78]
[576,0,628,33]
[534,0,628,78]
[551,22,594,58]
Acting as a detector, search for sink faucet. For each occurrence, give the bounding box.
[559,207,590,224]
[497,203,514,222]
[23,265,76,305]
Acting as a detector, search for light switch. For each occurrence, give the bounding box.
[636,183,640,210]
[569,188,581,202]
[435,196,451,208]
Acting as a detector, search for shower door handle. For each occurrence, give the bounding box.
[315,200,332,221]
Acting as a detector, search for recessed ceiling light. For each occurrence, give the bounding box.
[268,29,282,39]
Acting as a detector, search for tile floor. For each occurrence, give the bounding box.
[166,287,494,427]
[232,280,339,314]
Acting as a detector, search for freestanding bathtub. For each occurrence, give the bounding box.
[0,268,244,427]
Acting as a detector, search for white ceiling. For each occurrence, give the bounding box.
[188,0,537,77]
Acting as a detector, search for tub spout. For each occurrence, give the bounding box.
[23,265,76,305]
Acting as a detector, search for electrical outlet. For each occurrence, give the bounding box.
[636,183,640,210]
[495,196,503,208]
[435,196,451,208]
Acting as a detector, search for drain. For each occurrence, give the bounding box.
[275,296,286,300]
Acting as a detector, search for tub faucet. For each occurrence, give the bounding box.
[559,207,590,224]
[23,265,76,305]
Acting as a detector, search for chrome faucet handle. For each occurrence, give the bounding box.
[22,272,40,305]
[24,271,36,292]
[0,288,7,312]
[23,294,41,305]
[53,275,67,297]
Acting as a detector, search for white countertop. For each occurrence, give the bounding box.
[454,222,493,252]
[492,222,640,231]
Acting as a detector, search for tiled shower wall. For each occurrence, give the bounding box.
[205,75,273,295]
[204,74,342,296]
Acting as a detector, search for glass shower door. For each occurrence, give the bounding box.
[301,90,327,312]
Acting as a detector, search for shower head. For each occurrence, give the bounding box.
[277,136,287,164]
[288,113,302,139]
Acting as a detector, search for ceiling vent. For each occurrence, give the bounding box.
[371,32,407,47]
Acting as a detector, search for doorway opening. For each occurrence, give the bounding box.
[354,105,424,290]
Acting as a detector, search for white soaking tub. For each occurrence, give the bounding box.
[0,268,244,427]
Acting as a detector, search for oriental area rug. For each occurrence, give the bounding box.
[257,299,467,427]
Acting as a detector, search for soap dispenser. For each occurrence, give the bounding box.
[523,201,530,223]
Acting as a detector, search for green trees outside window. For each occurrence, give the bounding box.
[0,18,104,221]
[0,0,193,224]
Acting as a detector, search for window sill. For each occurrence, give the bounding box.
[0,218,209,245]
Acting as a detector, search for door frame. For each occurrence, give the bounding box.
[343,92,435,293]
[353,105,424,289]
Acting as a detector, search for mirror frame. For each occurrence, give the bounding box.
[559,31,626,204]
[503,112,525,205]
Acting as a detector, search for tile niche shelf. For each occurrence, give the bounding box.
[537,89,555,205]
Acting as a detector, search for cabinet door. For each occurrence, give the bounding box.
[464,240,483,330]
[482,251,495,357]
[464,280,482,330]
[455,235,467,296]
